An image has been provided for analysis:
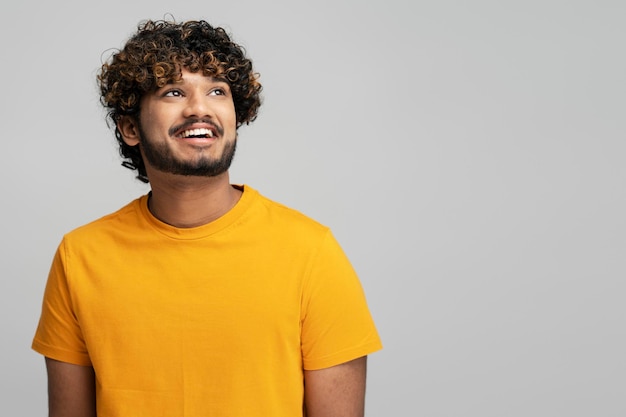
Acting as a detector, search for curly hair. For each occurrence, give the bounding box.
[97,19,262,182]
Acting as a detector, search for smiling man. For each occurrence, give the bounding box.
[32,19,382,417]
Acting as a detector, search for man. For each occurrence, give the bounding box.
[32,19,382,417]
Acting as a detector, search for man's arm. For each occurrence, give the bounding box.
[45,357,96,417]
[303,356,368,417]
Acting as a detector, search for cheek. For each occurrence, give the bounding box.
[228,103,238,124]
[220,108,237,128]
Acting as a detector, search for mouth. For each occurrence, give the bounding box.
[179,128,215,139]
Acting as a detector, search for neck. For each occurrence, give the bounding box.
[146,171,242,228]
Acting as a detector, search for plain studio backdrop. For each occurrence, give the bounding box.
[1,1,624,415]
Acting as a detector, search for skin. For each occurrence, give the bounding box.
[304,356,368,417]
[46,69,368,416]
[45,358,95,417]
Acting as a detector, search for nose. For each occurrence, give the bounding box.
[183,91,214,119]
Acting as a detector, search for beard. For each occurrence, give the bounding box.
[138,122,237,178]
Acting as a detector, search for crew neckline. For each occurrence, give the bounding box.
[138,184,257,240]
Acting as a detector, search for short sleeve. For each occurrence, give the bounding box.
[300,230,382,370]
[32,239,92,366]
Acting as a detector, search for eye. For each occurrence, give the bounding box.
[209,87,226,96]
[163,89,184,97]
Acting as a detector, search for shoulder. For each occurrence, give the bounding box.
[62,196,146,244]
[248,187,330,236]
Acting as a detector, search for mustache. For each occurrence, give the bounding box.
[169,118,224,137]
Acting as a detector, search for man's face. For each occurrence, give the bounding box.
[134,69,238,177]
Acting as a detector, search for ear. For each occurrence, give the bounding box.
[117,116,141,146]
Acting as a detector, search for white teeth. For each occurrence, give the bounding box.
[181,128,214,138]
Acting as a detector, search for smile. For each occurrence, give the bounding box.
[179,128,215,139]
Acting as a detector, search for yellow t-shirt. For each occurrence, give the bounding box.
[32,185,382,417]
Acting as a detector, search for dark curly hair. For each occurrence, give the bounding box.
[97,19,262,182]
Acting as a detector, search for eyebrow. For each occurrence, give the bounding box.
[156,76,229,92]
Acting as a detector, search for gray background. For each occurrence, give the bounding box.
[2,0,625,415]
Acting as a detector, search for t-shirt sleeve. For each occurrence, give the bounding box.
[32,239,92,366]
[300,230,382,370]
